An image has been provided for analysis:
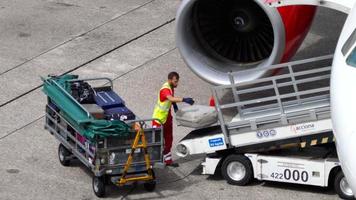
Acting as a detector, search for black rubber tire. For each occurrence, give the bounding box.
[221,154,253,186]
[144,180,156,192]
[58,144,71,166]
[144,169,156,192]
[334,171,355,200]
[93,176,106,198]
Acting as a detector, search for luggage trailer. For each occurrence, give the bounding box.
[43,77,164,197]
[175,55,354,199]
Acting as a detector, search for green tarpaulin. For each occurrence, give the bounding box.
[42,75,130,140]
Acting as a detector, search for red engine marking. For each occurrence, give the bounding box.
[278,5,317,62]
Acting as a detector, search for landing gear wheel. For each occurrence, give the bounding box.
[334,171,355,200]
[58,144,71,166]
[221,154,253,186]
[144,169,156,192]
[93,176,106,198]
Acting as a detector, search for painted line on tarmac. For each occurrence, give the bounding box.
[0,18,175,108]
[0,115,44,141]
[110,48,177,83]
[0,47,176,142]
[0,0,155,77]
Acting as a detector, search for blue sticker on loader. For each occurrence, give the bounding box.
[209,138,224,147]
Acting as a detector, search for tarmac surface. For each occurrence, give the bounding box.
[0,0,348,199]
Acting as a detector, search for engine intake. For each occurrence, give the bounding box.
[176,0,286,85]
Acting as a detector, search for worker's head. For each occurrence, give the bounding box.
[168,71,180,88]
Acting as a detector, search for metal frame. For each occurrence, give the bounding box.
[212,55,333,147]
[45,102,164,177]
[66,77,114,90]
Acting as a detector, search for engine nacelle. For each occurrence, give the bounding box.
[176,0,316,85]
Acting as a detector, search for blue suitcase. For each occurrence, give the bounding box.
[94,90,125,109]
[104,106,136,121]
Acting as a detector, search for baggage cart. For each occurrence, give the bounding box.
[43,76,164,197]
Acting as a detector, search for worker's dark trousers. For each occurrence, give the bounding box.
[152,118,173,164]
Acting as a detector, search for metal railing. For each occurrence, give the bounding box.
[45,105,164,173]
[212,55,333,145]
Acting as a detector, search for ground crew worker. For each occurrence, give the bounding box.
[152,72,194,166]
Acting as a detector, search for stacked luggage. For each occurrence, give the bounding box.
[64,80,137,154]
[93,86,136,121]
[69,82,136,122]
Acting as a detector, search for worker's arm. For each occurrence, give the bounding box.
[167,95,195,105]
[166,95,183,103]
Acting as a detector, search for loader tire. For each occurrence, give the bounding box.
[221,154,253,186]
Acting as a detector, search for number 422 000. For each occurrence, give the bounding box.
[270,169,309,182]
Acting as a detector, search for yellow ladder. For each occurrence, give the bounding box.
[117,123,154,185]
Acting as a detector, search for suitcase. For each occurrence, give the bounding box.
[94,90,125,109]
[70,81,96,104]
[76,132,87,145]
[82,104,105,119]
[104,106,136,121]
[175,105,218,128]
[48,102,59,112]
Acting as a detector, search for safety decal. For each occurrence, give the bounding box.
[209,138,224,147]
[256,129,277,138]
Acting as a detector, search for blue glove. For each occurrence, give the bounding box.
[173,102,178,113]
[182,97,195,105]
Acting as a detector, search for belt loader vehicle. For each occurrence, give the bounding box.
[175,55,354,199]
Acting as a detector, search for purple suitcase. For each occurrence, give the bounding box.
[104,106,136,121]
[94,90,125,109]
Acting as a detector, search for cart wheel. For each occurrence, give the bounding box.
[144,169,156,192]
[58,144,71,166]
[93,176,106,198]
[144,180,156,192]
[334,171,355,200]
[221,154,253,186]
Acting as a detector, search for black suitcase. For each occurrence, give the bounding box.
[70,81,95,104]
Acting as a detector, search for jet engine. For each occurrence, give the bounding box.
[176,0,317,85]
